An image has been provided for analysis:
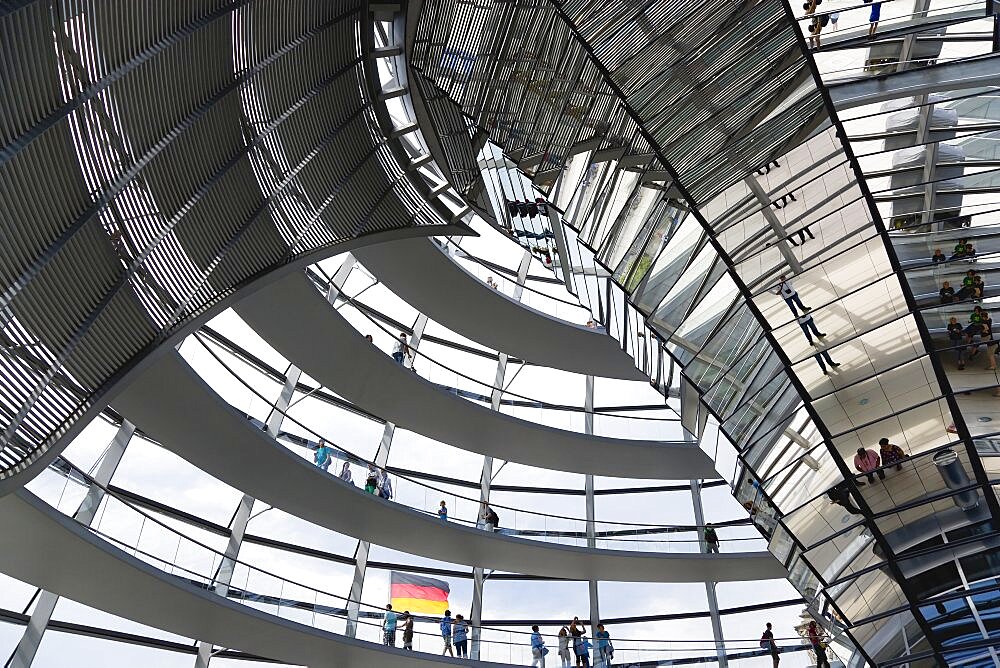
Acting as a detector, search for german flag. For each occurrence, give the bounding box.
[390,572,450,615]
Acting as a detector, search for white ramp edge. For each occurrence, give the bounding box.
[0,489,517,668]
[233,271,719,480]
[113,352,784,583]
[355,238,647,380]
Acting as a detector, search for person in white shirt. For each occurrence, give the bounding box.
[772,275,812,316]
[392,332,410,365]
[796,312,826,345]
[378,470,393,500]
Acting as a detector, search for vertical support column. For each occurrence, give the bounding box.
[470,352,505,660]
[743,176,802,274]
[195,365,300,667]
[471,250,531,659]
[584,375,600,664]
[345,413,396,637]
[345,384,407,636]
[690,479,728,668]
[547,207,577,295]
[7,421,135,668]
[344,314,425,638]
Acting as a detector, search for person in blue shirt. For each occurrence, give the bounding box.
[453,614,469,657]
[578,637,592,667]
[439,500,448,521]
[531,625,547,667]
[440,610,454,656]
[594,624,612,667]
[382,604,397,646]
[314,439,333,471]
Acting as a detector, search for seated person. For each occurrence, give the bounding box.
[964,320,990,357]
[966,243,977,259]
[958,271,981,300]
[932,248,946,263]
[940,281,956,304]
[971,306,992,329]
[974,273,986,299]
[952,239,972,259]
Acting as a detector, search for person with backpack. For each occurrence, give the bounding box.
[761,622,779,667]
[577,636,593,667]
[531,624,548,666]
[808,621,830,668]
[594,624,612,667]
[440,610,454,656]
[704,523,720,554]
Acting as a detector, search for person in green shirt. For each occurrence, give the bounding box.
[953,238,972,259]
[958,271,981,300]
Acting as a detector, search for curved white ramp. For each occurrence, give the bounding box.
[113,353,782,582]
[354,238,647,380]
[0,490,513,668]
[234,272,717,480]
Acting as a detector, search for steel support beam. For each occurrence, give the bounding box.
[584,375,601,665]
[336,250,433,639]
[194,362,301,667]
[829,52,1000,110]
[471,250,529,659]
[690,478,728,668]
[6,421,135,668]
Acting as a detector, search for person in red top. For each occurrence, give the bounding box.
[854,447,884,484]
[807,621,831,668]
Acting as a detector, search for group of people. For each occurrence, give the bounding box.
[932,239,977,264]
[312,446,396,499]
[939,270,985,304]
[383,608,831,667]
[316,449,393,498]
[946,306,996,371]
[437,500,501,531]
[365,464,394,499]
[381,606,468,655]
[803,0,883,48]
[854,439,907,484]
[534,618,611,667]
[760,621,831,668]
[774,276,841,375]
[365,330,418,369]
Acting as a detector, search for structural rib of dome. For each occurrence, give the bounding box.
[2,0,999,666]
